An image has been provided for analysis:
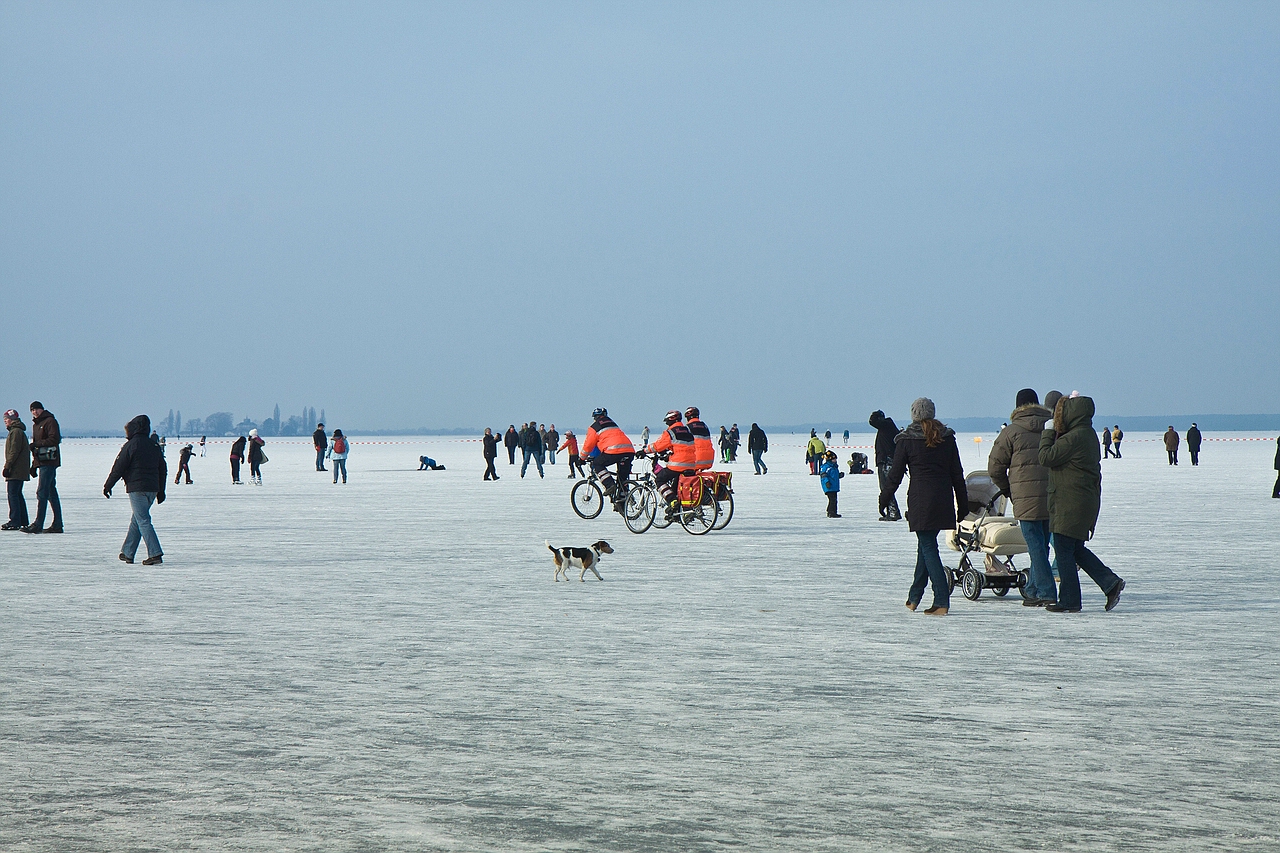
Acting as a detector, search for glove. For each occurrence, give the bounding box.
[878,493,890,514]
[103,486,112,499]
[1044,419,1054,432]
[156,492,166,505]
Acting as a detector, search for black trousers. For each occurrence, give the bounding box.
[1167,449,1178,465]
[1273,472,1280,498]
[507,445,516,464]
[484,456,498,479]
[1189,449,1199,465]
[230,457,241,482]
[826,491,839,516]
[567,454,585,478]
[176,461,192,484]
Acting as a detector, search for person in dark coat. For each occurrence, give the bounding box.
[546,424,559,465]
[504,425,519,465]
[880,398,967,615]
[229,435,246,484]
[175,444,195,484]
[1039,395,1125,613]
[27,401,63,533]
[747,423,768,474]
[247,429,266,485]
[482,427,501,481]
[1102,426,1114,459]
[1186,423,1202,466]
[869,410,902,521]
[103,414,167,565]
[1273,436,1280,498]
[1163,426,1180,465]
[3,409,31,530]
[728,425,740,462]
[520,420,544,478]
[313,423,328,471]
[988,389,1056,606]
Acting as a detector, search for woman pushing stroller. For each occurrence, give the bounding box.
[879,398,967,616]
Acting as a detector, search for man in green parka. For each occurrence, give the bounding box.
[1038,394,1126,613]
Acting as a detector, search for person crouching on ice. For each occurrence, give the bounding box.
[820,450,843,517]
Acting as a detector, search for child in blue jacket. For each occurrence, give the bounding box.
[820,450,844,517]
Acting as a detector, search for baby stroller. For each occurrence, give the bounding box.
[945,472,1031,601]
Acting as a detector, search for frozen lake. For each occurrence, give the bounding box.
[2,431,1278,851]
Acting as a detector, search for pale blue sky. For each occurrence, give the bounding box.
[2,2,1276,431]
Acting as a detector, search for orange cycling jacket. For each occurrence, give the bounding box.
[581,416,634,457]
[649,422,697,471]
[686,418,715,470]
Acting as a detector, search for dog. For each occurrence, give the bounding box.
[546,539,612,582]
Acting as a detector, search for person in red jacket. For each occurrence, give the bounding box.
[580,407,635,510]
[559,431,585,479]
[684,407,715,472]
[643,410,697,508]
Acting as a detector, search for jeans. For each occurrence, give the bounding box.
[877,461,900,518]
[332,458,347,482]
[521,448,544,477]
[547,447,556,464]
[1051,532,1122,610]
[33,466,61,528]
[908,530,950,609]
[7,479,29,527]
[1018,519,1057,602]
[316,448,327,470]
[752,449,767,474]
[122,491,162,560]
[1113,441,1121,458]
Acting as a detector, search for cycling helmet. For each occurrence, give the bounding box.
[664,410,682,425]
[592,407,607,419]
[684,406,700,419]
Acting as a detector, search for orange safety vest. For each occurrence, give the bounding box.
[686,418,715,470]
[650,422,697,472]
[581,416,634,457]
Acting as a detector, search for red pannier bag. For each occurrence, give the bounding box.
[677,474,704,507]
[701,471,731,499]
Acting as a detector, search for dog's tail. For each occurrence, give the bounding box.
[545,539,555,554]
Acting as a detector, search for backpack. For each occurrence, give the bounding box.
[333,436,347,454]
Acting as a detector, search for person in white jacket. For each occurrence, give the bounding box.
[328,429,350,484]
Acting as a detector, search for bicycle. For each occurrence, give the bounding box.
[570,459,645,523]
[633,452,720,535]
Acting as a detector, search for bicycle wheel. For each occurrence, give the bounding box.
[711,492,734,530]
[571,480,604,519]
[679,492,719,535]
[651,486,674,528]
[623,485,655,534]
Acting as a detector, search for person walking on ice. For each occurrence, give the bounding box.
[313,422,327,471]
[175,443,195,484]
[1038,394,1126,613]
[880,397,967,616]
[3,409,31,531]
[1164,426,1180,465]
[103,414,166,565]
[1186,423,1202,466]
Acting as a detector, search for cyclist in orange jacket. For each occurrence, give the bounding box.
[642,410,698,508]
[581,407,635,510]
[684,406,715,472]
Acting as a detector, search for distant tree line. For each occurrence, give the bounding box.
[160,405,326,437]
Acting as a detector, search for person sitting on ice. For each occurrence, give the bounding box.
[418,455,445,471]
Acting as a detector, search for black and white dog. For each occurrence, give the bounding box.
[546,539,613,582]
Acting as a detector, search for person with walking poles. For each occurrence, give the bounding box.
[103,414,166,565]
[1038,393,1126,613]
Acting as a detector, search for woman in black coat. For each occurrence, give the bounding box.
[1273,436,1280,499]
[880,397,968,615]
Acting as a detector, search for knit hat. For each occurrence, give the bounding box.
[3,409,18,421]
[1015,388,1039,407]
[1044,390,1063,413]
[249,429,258,437]
[29,401,43,411]
[910,397,935,422]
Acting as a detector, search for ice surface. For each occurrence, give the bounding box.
[1,432,1278,851]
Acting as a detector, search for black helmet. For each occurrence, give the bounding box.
[664,410,682,425]
[684,406,699,419]
[592,407,607,419]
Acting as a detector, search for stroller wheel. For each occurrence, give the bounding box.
[993,586,1009,597]
[1017,571,1033,600]
[961,568,983,601]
